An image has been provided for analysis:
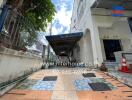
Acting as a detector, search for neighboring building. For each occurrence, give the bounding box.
[28,41,44,55]
[70,0,132,65]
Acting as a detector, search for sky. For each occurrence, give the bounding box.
[49,0,74,35]
[34,0,74,51]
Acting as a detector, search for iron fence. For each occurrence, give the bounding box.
[0,5,37,50]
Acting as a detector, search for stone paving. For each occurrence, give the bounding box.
[0,68,132,100]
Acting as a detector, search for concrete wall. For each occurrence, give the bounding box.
[76,29,94,65]
[72,47,79,62]
[0,46,43,84]
[96,16,132,60]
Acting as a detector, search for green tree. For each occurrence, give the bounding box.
[7,0,55,31]
[21,0,56,31]
[6,0,55,50]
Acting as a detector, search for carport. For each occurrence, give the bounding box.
[46,32,83,57]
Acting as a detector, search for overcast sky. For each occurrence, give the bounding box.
[37,0,74,47]
[50,0,74,35]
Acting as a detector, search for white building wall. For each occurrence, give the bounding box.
[100,39,106,60]
[71,0,103,65]
[78,30,94,64]
[73,48,79,61]
[92,8,132,57]
[71,0,132,63]
[97,16,132,60]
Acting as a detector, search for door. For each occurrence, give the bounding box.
[103,39,122,61]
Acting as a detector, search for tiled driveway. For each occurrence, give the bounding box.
[0,68,132,100]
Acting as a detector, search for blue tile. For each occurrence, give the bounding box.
[31,80,56,90]
[74,79,92,90]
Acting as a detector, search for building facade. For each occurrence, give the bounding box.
[70,0,132,66]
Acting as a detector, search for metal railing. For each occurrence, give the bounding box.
[0,5,37,50]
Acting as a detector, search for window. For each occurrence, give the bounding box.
[77,0,86,20]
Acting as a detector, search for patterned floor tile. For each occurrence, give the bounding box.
[89,78,116,90]
[74,78,116,91]
[88,82,111,91]
[16,79,38,89]
[31,80,56,90]
[74,79,92,90]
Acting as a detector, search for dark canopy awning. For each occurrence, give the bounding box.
[91,0,132,10]
[46,32,83,56]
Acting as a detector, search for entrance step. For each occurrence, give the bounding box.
[104,62,119,71]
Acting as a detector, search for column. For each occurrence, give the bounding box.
[89,9,103,66]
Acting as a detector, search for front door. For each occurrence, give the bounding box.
[103,39,122,61]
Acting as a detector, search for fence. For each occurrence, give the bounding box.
[0,5,37,50]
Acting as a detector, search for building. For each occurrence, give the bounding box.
[70,0,132,66]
